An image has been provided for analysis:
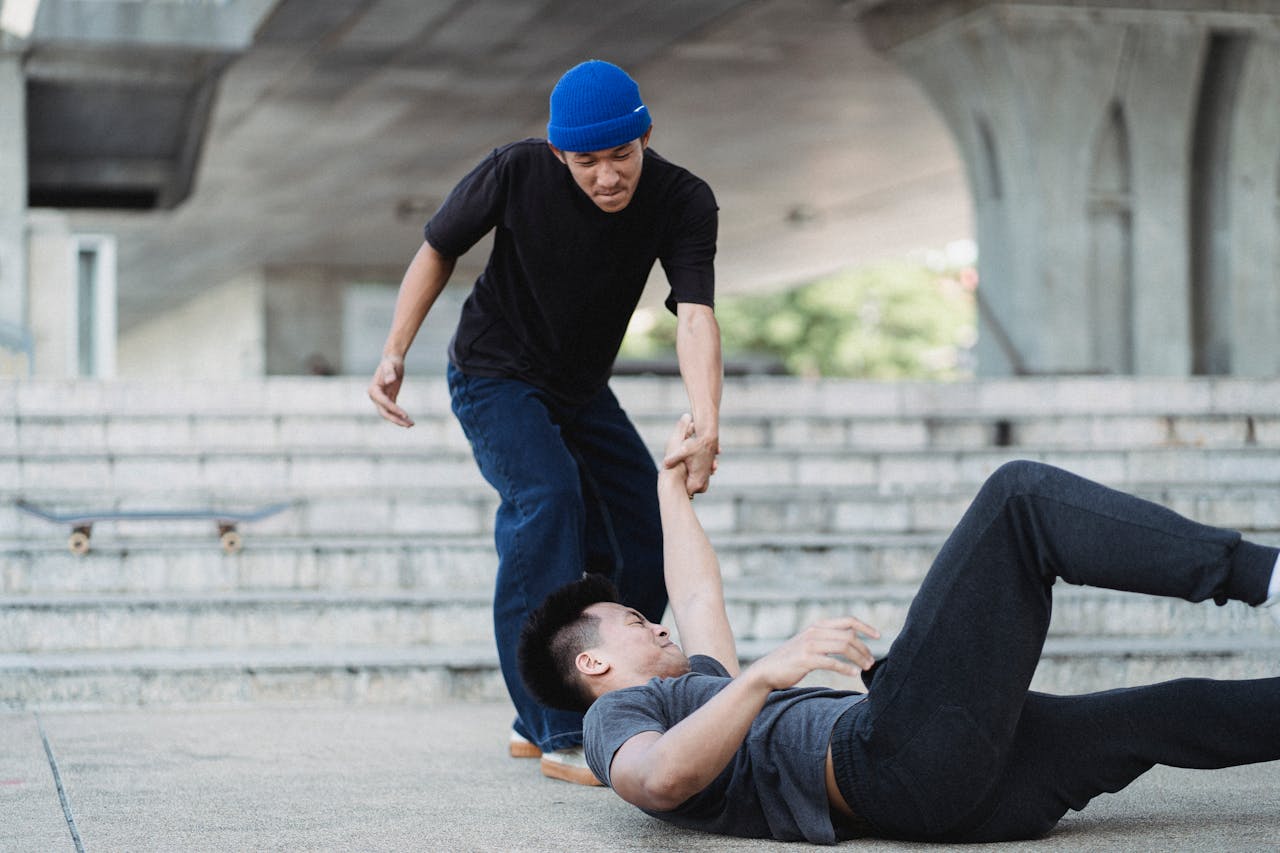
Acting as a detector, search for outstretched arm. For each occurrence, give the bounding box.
[610,416,879,811]
[658,414,736,670]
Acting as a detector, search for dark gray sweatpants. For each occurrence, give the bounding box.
[831,460,1280,842]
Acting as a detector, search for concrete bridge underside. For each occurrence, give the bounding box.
[7,0,1280,379]
[5,0,970,380]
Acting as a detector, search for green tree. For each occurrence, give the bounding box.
[620,259,976,379]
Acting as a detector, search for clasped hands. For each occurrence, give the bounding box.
[661,413,719,497]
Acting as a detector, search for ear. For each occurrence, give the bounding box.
[547,142,566,164]
[575,650,610,677]
[640,126,653,149]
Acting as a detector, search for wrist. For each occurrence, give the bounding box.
[736,662,778,696]
[690,412,718,433]
[658,467,687,491]
[691,420,719,446]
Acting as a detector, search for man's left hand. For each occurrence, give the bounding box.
[662,416,719,495]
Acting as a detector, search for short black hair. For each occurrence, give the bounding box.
[517,574,619,713]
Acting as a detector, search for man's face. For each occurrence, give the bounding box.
[584,601,690,681]
[550,129,651,213]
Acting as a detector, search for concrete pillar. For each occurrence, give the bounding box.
[264,267,346,376]
[117,270,266,379]
[1222,35,1280,376]
[0,50,25,333]
[858,1,1280,377]
[26,210,73,378]
[265,262,469,377]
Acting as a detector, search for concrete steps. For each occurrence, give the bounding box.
[9,407,1280,453]
[6,479,1280,551]
[4,636,1276,712]
[8,526,1280,595]
[4,375,1280,709]
[10,444,1280,499]
[0,645,504,709]
[7,449,1280,542]
[1,586,1274,655]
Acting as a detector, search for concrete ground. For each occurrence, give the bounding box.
[3,702,1278,852]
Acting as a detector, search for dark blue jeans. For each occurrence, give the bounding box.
[448,364,666,752]
[832,460,1280,842]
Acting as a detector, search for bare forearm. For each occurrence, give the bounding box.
[382,241,456,359]
[620,671,771,810]
[658,470,736,668]
[671,304,722,495]
[675,304,722,446]
[622,618,881,810]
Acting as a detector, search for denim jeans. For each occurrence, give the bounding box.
[831,460,1280,842]
[448,364,666,752]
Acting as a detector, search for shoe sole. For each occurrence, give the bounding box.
[540,757,604,786]
[509,740,542,759]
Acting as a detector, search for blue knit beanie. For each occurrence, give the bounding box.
[547,60,652,152]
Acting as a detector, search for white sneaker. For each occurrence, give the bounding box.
[540,746,603,786]
[508,729,541,759]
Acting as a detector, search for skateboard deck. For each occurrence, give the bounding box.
[15,500,293,555]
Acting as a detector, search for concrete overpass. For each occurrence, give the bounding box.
[2,0,971,379]
[6,0,1280,380]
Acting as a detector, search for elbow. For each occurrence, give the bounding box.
[678,303,718,336]
[429,244,458,271]
[639,770,699,812]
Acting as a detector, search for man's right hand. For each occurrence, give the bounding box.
[662,413,697,474]
[368,355,414,427]
[743,617,880,692]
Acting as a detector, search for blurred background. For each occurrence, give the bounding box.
[3,0,1280,725]
[7,0,1280,385]
[3,0,977,382]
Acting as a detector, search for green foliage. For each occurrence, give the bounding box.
[621,259,977,379]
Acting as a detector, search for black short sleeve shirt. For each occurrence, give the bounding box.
[426,139,717,403]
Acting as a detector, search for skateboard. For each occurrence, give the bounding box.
[15,500,293,555]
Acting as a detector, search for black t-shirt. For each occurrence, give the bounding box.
[425,139,718,404]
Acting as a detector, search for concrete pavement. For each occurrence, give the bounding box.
[3,701,1278,852]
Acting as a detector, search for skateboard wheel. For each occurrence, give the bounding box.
[68,529,91,556]
[220,529,243,554]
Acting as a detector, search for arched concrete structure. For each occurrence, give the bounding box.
[17,0,1280,379]
[860,0,1280,376]
[2,0,972,379]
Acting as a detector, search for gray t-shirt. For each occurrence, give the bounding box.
[583,655,863,844]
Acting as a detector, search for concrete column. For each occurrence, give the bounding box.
[265,262,467,377]
[1224,33,1280,376]
[26,210,73,378]
[858,0,1280,377]
[117,270,266,378]
[0,50,25,332]
[264,267,346,376]
[1113,18,1203,376]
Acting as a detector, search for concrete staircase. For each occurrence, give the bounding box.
[2,376,1279,709]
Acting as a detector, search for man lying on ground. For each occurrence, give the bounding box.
[517,414,1280,844]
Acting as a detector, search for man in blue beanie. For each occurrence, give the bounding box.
[368,60,722,786]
